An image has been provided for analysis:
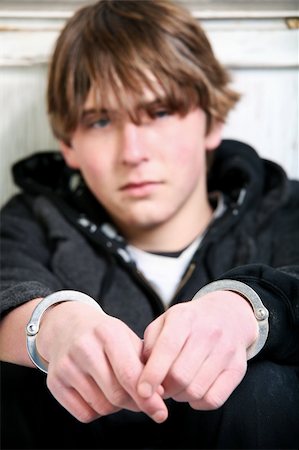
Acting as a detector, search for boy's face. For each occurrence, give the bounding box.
[60,88,222,243]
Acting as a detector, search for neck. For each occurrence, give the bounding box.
[123,197,213,252]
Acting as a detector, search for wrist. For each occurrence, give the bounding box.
[35,301,76,363]
[26,290,104,373]
[192,280,269,359]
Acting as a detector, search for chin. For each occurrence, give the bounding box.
[118,210,168,230]
[125,217,162,229]
[111,200,175,230]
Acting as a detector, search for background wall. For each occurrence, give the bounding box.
[0,0,298,207]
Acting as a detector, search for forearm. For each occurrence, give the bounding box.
[0,298,41,367]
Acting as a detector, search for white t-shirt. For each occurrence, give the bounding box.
[127,235,202,307]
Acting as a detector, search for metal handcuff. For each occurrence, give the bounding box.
[26,290,104,373]
[192,279,269,360]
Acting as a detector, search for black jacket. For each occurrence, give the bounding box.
[1,139,299,364]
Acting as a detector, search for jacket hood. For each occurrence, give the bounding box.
[208,140,289,218]
[12,139,289,225]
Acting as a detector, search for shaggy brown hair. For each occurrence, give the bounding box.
[47,0,240,143]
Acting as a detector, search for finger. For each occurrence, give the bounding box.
[83,347,140,412]
[160,334,210,399]
[173,342,243,404]
[171,345,227,403]
[47,370,101,423]
[138,316,188,399]
[68,318,142,412]
[102,324,168,423]
[59,386,101,423]
[79,373,125,414]
[189,355,247,410]
[48,355,123,418]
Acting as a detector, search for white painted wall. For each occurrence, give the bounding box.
[0,1,298,207]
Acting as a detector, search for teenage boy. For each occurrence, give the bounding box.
[1,1,299,449]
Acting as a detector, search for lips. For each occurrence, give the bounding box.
[119,181,162,196]
[121,181,154,189]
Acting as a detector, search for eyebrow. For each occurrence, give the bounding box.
[81,99,166,116]
[79,98,170,126]
[81,108,110,118]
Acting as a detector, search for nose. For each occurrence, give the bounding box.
[120,122,148,166]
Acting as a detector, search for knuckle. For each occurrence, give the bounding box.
[185,382,205,400]
[207,326,223,343]
[226,344,237,359]
[47,362,69,390]
[109,387,130,407]
[204,391,224,409]
[88,398,116,416]
[76,408,98,423]
[170,366,192,389]
[55,356,73,378]
[189,391,224,411]
[230,361,247,380]
[117,365,137,389]
[94,322,112,345]
[234,359,246,372]
[74,336,94,358]
[167,304,192,324]
[95,317,124,345]
[157,332,178,353]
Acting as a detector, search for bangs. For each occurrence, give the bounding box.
[81,58,201,125]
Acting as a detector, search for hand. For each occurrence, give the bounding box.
[36,302,167,423]
[138,291,258,410]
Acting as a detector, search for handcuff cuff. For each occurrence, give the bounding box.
[26,290,104,373]
[192,279,269,360]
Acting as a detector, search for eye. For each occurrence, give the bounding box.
[92,117,111,128]
[154,109,169,119]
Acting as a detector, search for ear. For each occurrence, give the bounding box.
[205,121,223,151]
[59,140,80,169]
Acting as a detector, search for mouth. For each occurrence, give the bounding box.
[120,181,162,197]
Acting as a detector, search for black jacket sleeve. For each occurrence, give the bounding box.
[0,194,63,315]
[218,263,299,364]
